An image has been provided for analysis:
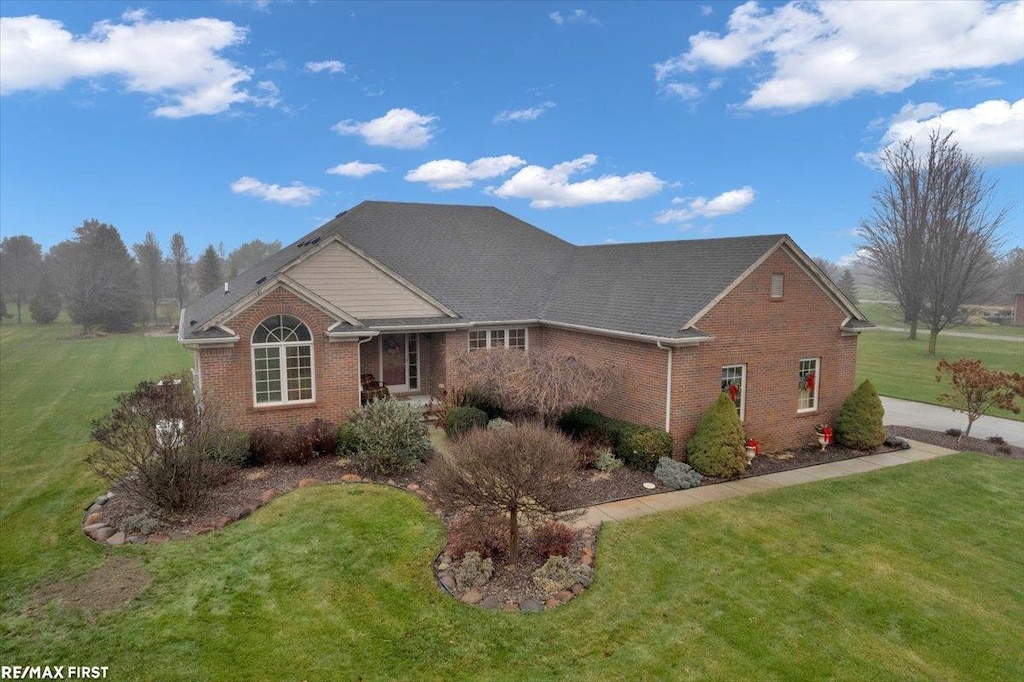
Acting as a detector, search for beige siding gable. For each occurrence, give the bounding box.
[286,241,444,319]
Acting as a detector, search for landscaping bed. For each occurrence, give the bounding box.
[887,425,1023,459]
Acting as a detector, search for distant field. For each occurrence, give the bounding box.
[857,301,1024,339]
[857,329,1024,421]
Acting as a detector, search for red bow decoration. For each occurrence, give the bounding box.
[728,384,739,402]
[805,371,815,392]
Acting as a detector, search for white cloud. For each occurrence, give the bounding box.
[494,101,555,123]
[326,161,386,178]
[405,155,526,190]
[655,186,756,224]
[549,9,601,26]
[655,0,1024,111]
[700,5,714,17]
[0,14,272,118]
[860,99,1024,167]
[305,60,346,74]
[230,176,321,206]
[663,83,701,101]
[488,154,664,208]
[837,248,870,267]
[333,108,437,149]
[955,74,1003,89]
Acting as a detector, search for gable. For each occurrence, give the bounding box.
[285,241,446,320]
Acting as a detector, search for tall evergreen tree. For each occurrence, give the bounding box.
[196,244,223,296]
[227,239,281,276]
[0,235,42,323]
[133,231,164,325]
[29,260,61,323]
[169,232,191,308]
[838,269,858,305]
[58,220,139,332]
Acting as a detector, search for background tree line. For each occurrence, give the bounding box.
[0,221,279,332]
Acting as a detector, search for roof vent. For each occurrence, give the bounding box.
[256,276,267,285]
[310,236,322,245]
[335,210,347,218]
[189,320,197,327]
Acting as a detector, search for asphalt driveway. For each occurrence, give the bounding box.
[881,396,1024,447]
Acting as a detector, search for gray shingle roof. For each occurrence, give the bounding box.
[182,201,861,342]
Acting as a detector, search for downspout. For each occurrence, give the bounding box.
[656,342,672,433]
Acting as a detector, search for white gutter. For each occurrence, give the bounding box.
[656,341,673,433]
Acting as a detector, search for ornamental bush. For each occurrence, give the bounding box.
[348,399,430,475]
[444,406,488,440]
[446,513,510,560]
[686,392,747,477]
[654,457,702,490]
[835,380,885,450]
[529,520,576,559]
[617,426,673,472]
[336,421,360,455]
[594,448,623,473]
[532,555,593,595]
[557,407,672,472]
[453,551,494,590]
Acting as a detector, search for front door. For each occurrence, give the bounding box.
[379,333,420,391]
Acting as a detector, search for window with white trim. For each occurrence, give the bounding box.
[468,328,527,351]
[798,358,819,412]
[771,273,784,298]
[721,364,746,421]
[252,315,314,405]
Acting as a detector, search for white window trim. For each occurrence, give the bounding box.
[722,364,747,422]
[468,327,529,351]
[251,318,316,408]
[798,357,819,413]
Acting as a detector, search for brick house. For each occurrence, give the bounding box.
[180,201,871,454]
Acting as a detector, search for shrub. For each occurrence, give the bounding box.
[248,427,283,465]
[576,430,612,468]
[453,551,493,590]
[996,445,1012,455]
[836,380,885,450]
[247,424,328,466]
[617,426,673,472]
[532,555,593,595]
[336,421,360,455]
[444,406,488,440]
[487,417,513,430]
[557,406,609,439]
[348,399,429,476]
[463,391,506,420]
[944,428,963,438]
[987,436,1006,445]
[530,521,576,559]
[654,457,702,490]
[686,393,747,478]
[122,512,161,535]
[446,513,510,560]
[883,435,911,450]
[88,374,226,512]
[295,418,337,456]
[430,423,581,559]
[200,428,249,465]
[594,448,623,473]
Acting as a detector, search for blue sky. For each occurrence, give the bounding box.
[1,0,1022,265]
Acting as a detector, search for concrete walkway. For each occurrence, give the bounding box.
[573,439,957,527]
[881,396,1024,447]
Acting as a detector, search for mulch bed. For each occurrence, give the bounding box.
[887,425,1023,460]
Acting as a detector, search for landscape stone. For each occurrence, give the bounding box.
[213,516,231,529]
[168,530,190,540]
[193,526,214,535]
[480,595,502,610]
[101,492,114,502]
[437,562,449,571]
[503,602,520,612]
[406,483,420,491]
[544,598,561,610]
[581,554,593,567]
[439,574,456,591]
[298,478,322,488]
[571,583,586,595]
[91,527,115,542]
[148,533,170,545]
[341,473,362,483]
[84,512,103,526]
[87,503,104,515]
[83,523,107,534]
[520,599,543,612]
[94,495,108,505]
[387,479,396,486]
[127,535,147,545]
[461,589,483,605]
[106,531,126,546]
[261,489,277,503]
[230,507,251,521]
[555,590,574,603]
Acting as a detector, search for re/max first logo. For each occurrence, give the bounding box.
[1,667,109,679]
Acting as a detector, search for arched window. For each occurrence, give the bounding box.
[251,315,314,405]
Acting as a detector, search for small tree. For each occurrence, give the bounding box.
[196,245,223,296]
[686,392,746,477]
[29,263,61,324]
[0,235,42,324]
[430,423,581,559]
[88,375,227,512]
[133,231,164,325]
[169,232,191,308]
[936,359,1024,441]
[451,349,612,424]
[835,380,885,450]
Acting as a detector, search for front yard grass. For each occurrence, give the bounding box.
[857,329,1024,421]
[2,322,1023,680]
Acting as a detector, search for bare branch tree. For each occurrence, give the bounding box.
[861,130,1008,353]
[449,349,613,424]
[428,423,582,559]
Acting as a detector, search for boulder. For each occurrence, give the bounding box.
[406,483,420,491]
[571,583,586,595]
[106,531,126,546]
[341,474,362,483]
[83,523,107,535]
[91,527,115,542]
[84,512,103,526]
[480,595,502,610]
[298,478,322,488]
[439,574,456,591]
[460,589,483,605]
[213,516,231,529]
[555,590,574,603]
[260,489,277,503]
[148,533,170,545]
[520,599,543,612]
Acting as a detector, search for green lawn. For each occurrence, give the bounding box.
[857,329,1024,421]
[858,301,1024,339]
[2,323,1023,680]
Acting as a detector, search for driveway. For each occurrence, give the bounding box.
[881,396,1024,447]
